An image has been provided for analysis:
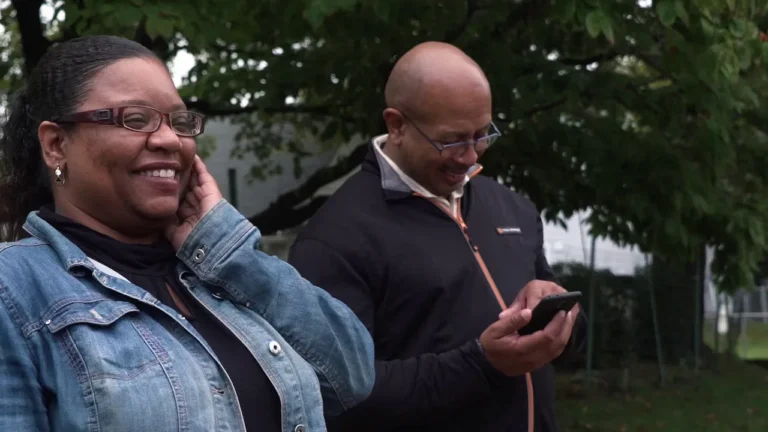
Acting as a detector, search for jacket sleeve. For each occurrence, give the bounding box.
[176,200,375,415]
[288,236,505,426]
[534,214,588,362]
[0,285,49,432]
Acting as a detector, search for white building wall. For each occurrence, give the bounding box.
[201,119,337,219]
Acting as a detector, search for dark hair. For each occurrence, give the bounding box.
[0,35,159,241]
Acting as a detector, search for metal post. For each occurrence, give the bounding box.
[693,248,703,371]
[585,235,598,386]
[228,168,239,209]
[646,254,667,385]
[714,293,721,354]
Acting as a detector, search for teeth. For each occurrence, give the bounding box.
[139,169,176,178]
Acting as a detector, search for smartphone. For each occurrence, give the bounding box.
[517,291,582,336]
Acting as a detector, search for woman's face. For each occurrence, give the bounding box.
[52,57,198,240]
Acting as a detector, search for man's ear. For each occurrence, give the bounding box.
[382,108,406,146]
[38,120,68,170]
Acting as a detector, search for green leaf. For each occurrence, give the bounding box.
[657,0,678,27]
[726,0,736,11]
[602,23,615,44]
[675,0,690,26]
[114,5,143,24]
[585,9,611,40]
[736,42,753,69]
[144,14,175,39]
[303,0,361,29]
[729,18,747,38]
[585,10,602,38]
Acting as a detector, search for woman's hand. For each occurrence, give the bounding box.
[165,155,224,251]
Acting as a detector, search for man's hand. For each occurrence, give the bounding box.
[480,281,580,376]
[507,279,577,312]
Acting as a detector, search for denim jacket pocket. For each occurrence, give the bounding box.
[46,299,185,431]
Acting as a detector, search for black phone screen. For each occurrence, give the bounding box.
[517,291,582,336]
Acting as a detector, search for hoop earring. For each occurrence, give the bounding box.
[55,163,65,185]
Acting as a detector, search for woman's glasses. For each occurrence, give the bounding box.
[52,105,206,137]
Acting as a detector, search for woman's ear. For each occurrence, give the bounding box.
[38,120,68,170]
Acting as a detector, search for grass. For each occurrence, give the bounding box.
[702,319,768,360]
[556,361,768,432]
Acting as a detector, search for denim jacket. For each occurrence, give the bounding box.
[0,200,375,432]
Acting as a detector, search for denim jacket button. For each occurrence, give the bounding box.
[269,341,282,356]
[192,249,206,263]
[294,425,306,432]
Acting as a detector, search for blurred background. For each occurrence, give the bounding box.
[3,1,768,430]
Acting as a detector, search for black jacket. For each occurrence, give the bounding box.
[288,143,587,432]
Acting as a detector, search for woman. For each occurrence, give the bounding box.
[0,35,374,432]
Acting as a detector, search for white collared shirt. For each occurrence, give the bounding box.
[372,134,469,217]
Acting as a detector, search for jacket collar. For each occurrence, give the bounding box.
[361,134,483,201]
[23,211,97,275]
[22,211,170,304]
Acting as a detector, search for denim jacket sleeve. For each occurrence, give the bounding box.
[176,200,375,415]
[0,285,49,432]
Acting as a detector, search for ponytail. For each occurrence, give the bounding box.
[0,89,52,241]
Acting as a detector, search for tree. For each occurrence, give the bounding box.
[3,0,768,292]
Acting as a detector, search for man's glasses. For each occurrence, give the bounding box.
[52,105,206,137]
[401,112,501,158]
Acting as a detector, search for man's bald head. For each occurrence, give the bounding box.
[380,42,494,199]
[384,41,490,118]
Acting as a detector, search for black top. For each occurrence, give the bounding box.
[39,207,281,432]
[288,144,587,432]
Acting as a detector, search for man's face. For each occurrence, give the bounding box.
[390,76,493,198]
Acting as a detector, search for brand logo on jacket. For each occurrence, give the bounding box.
[496,227,522,235]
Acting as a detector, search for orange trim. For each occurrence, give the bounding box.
[469,164,484,179]
[424,196,534,432]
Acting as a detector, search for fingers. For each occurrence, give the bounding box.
[518,280,567,311]
[558,310,577,347]
[193,155,217,187]
[512,311,567,352]
[485,305,532,340]
[499,302,521,320]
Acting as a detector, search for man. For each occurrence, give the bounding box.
[288,41,587,432]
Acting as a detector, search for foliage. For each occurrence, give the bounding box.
[4,0,768,291]
[553,257,702,368]
[553,262,641,369]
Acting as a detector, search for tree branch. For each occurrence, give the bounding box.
[134,16,172,61]
[248,141,369,234]
[184,98,361,122]
[559,50,621,66]
[520,97,568,118]
[10,0,49,75]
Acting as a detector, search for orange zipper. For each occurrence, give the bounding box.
[417,193,535,432]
